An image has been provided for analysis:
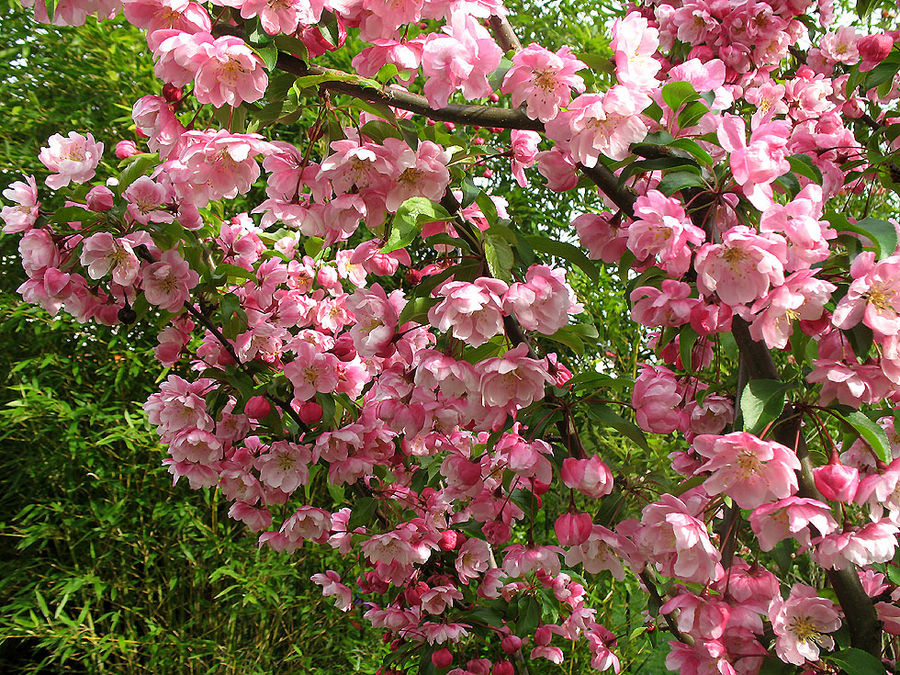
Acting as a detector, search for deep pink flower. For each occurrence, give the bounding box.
[632,365,683,435]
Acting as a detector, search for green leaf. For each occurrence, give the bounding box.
[347,497,379,530]
[116,153,157,193]
[677,100,710,129]
[214,263,256,283]
[657,171,708,196]
[828,213,899,259]
[679,325,700,372]
[326,481,345,506]
[273,34,308,60]
[669,138,714,165]
[827,648,886,675]
[257,45,278,71]
[740,379,792,435]
[661,80,699,113]
[516,596,541,635]
[525,235,598,282]
[586,403,651,451]
[484,231,514,282]
[383,198,453,253]
[397,296,439,327]
[832,409,892,464]
[787,154,823,184]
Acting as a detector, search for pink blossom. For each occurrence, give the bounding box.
[152,29,214,87]
[478,344,552,412]
[749,271,835,349]
[2,175,40,234]
[560,456,614,499]
[749,497,837,551]
[123,0,211,45]
[630,279,698,328]
[626,189,706,277]
[141,249,200,312]
[455,537,491,583]
[38,132,103,189]
[859,33,895,71]
[132,95,185,159]
[632,365,683,435]
[611,12,661,91]
[284,341,340,402]
[813,462,859,502]
[545,88,649,165]
[381,139,451,212]
[638,494,721,584]
[80,233,141,286]
[573,212,628,263]
[661,590,731,640]
[311,570,352,611]
[501,44,586,122]
[833,253,900,339]
[428,277,508,347]
[173,130,273,207]
[420,12,502,108]
[554,512,593,546]
[510,130,541,187]
[351,38,423,86]
[536,147,579,192]
[716,116,790,209]
[239,0,320,35]
[565,525,630,580]
[194,36,267,108]
[769,584,841,665]
[123,175,174,224]
[503,264,581,334]
[694,226,785,308]
[254,441,312,493]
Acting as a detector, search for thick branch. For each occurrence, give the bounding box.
[489,14,523,52]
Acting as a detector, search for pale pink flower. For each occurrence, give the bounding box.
[769,584,841,666]
[573,212,628,263]
[254,441,312,493]
[833,253,900,339]
[428,277,508,347]
[38,132,103,189]
[132,95,186,159]
[141,249,200,312]
[351,38,424,86]
[18,229,59,277]
[560,456,614,499]
[168,427,222,464]
[173,130,273,207]
[347,284,403,358]
[536,147,579,192]
[630,279,698,328]
[694,432,800,509]
[694,226,785,308]
[632,365,683,435]
[510,130,541,187]
[194,35,267,108]
[478,344,552,412]
[123,175,174,224]
[80,233,141,286]
[661,590,731,641]
[455,537,491,583]
[717,115,790,209]
[239,0,320,35]
[545,88,649,165]
[749,271,835,349]
[284,341,340,402]
[501,43,586,122]
[813,520,899,569]
[565,525,630,580]
[2,175,40,234]
[503,264,582,335]
[381,139,451,212]
[611,12,661,91]
[123,0,211,46]
[151,29,214,87]
[626,189,705,277]
[749,497,838,551]
[638,494,721,584]
[420,12,502,108]
[311,570,352,611]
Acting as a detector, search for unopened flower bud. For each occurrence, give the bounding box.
[86,185,114,212]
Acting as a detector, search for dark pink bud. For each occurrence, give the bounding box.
[162,83,183,105]
[813,463,860,502]
[115,140,140,159]
[500,635,522,654]
[493,662,514,675]
[439,530,463,551]
[85,185,114,212]
[554,512,593,546]
[432,648,453,669]
[332,333,357,361]
[482,521,511,546]
[244,395,271,420]
[859,34,894,71]
[298,401,323,425]
[534,625,553,646]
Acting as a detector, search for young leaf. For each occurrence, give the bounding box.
[832,409,892,463]
[827,648,886,675]
[740,379,792,435]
